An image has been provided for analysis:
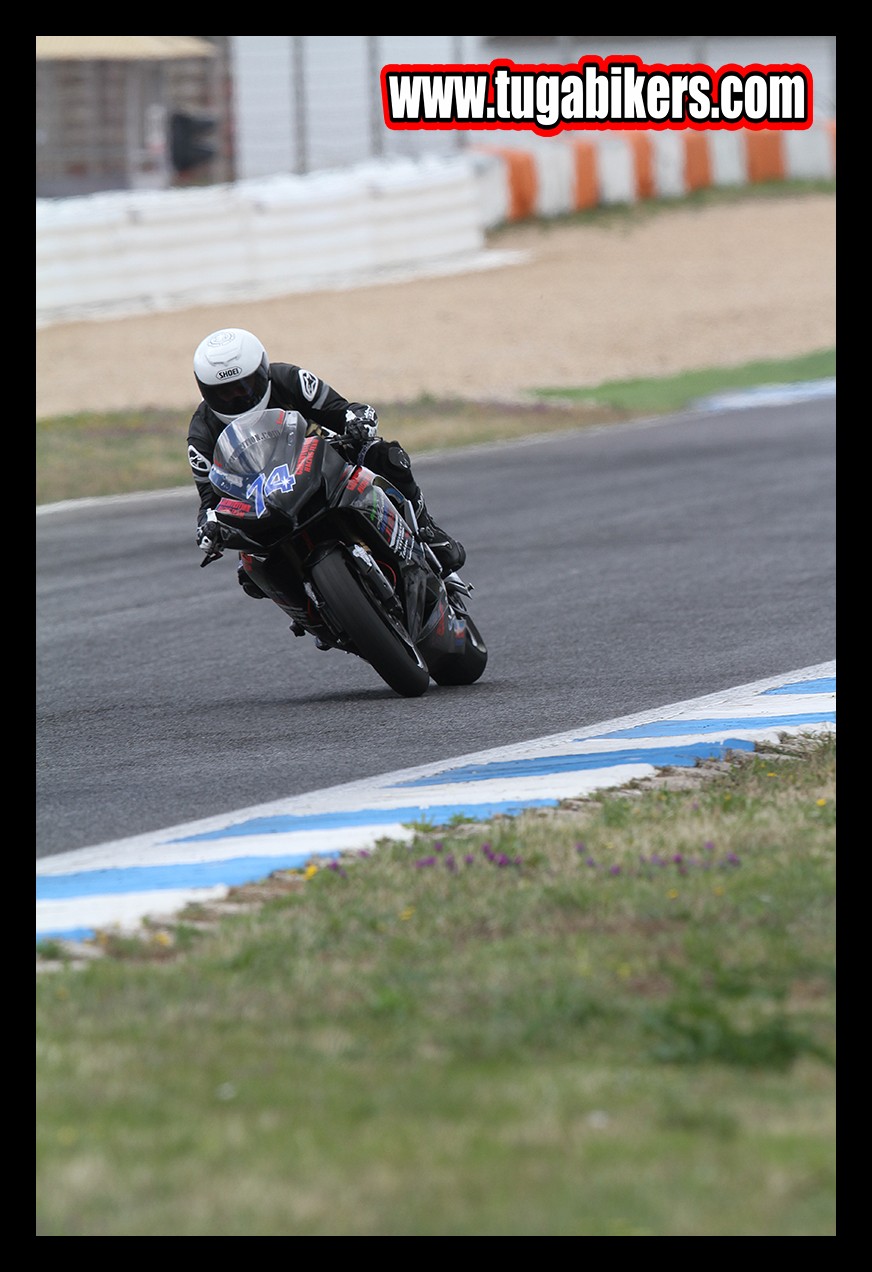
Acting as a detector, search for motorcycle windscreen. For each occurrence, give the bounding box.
[209,409,304,495]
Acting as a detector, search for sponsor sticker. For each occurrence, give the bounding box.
[216,497,252,516]
[295,437,319,474]
[346,466,370,492]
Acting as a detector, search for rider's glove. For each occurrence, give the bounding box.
[196,519,224,556]
[343,406,379,453]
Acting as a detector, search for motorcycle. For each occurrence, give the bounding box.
[198,407,487,698]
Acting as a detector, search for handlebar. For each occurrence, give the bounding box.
[323,430,355,449]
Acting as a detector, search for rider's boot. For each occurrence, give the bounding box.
[363,439,466,576]
[415,496,466,575]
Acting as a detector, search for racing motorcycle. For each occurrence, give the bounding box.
[198,407,487,698]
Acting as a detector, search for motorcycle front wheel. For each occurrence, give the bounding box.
[429,611,488,686]
[311,547,430,698]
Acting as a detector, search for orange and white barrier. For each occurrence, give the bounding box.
[474,121,836,224]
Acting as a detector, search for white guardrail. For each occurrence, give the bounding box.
[36,124,835,327]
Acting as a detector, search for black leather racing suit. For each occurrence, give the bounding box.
[186,361,423,529]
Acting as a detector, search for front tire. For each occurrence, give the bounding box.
[310,548,430,698]
[429,613,488,686]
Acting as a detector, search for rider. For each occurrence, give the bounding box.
[187,327,466,598]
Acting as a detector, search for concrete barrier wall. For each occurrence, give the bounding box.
[36,125,835,327]
[36,157,487,326]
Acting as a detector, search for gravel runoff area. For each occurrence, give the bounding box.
[36,193,835,421]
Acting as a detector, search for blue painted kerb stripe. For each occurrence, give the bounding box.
[397,738,758,788]
[599,712,834,739]
[37,800,560,898]
[763,678,835,695]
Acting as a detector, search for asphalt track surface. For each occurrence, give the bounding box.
[36,396,836,862]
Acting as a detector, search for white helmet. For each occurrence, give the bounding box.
[193,328,271,424]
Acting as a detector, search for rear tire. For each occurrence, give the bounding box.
[311,548,430,698]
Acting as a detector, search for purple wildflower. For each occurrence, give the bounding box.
[415,857,437,868]
[464,855,475,866]
[585,857,597,868]
[610,865,622,875]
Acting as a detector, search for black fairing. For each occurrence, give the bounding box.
[205,407,486,683]
[208,409,427,633]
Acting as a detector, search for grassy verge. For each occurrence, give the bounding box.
[36,349,836,507]
[36,733,835,1236]
[533,349,835,415]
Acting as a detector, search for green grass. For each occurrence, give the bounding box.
[36,349,836,507]
[36,407,187,506]
[36,734,836,1236]
[533,350,836,415]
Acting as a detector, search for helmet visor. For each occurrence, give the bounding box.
[198,358,270,417]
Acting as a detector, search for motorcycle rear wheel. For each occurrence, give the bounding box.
[311,547,430,698]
